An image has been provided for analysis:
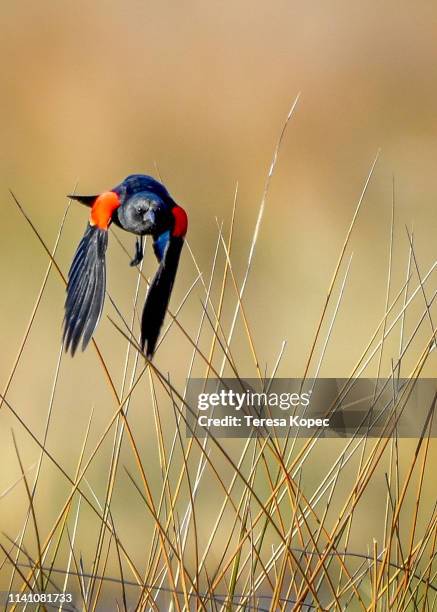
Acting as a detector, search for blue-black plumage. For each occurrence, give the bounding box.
[64,175,188,358]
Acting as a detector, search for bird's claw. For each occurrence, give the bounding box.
[130,254,143,267]
[130,237,144,267]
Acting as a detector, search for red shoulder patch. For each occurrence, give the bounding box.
[172,205,188,237]
[90,191,120,230]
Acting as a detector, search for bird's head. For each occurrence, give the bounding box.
[115,191,171,236]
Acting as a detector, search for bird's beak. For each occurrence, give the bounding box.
[143,209,156,228]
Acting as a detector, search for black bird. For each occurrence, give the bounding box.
[63,174,188,358]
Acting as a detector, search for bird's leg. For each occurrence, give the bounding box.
[130,236,144,266]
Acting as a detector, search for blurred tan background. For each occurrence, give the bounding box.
[1,1,437,372]
[0,0,436,597]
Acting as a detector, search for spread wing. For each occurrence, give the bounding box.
[141,231,184,359]
[63,224,108,355]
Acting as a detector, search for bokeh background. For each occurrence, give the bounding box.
[1,0,436,601]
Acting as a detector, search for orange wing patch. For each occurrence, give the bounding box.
[90,192,120,229]
[172,205,188,237]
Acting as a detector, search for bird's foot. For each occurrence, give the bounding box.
[130,237,144,267]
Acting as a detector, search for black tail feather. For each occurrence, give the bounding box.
[141,237,184,359]
[63,224,108,355]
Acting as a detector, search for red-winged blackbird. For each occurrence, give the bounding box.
[63,174,188,359]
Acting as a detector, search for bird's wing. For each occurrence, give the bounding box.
[63,224,108,355]
[67,194,98,207]
[141,231,184,359]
